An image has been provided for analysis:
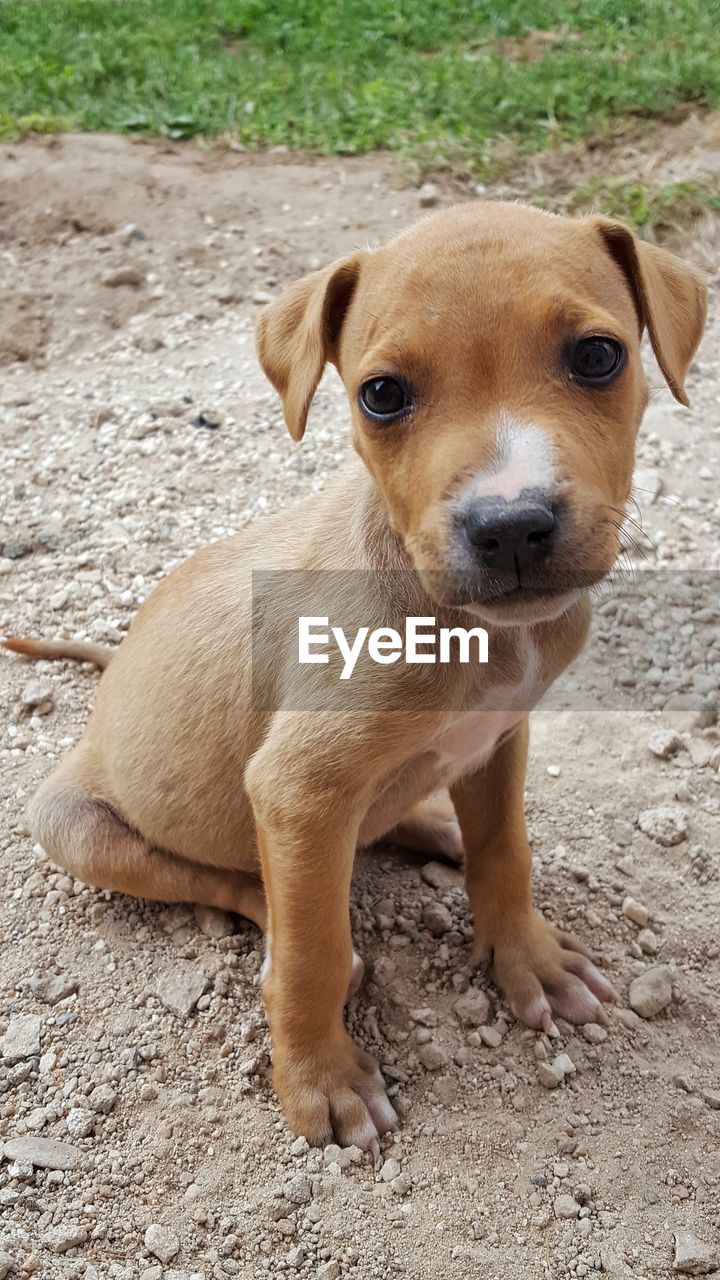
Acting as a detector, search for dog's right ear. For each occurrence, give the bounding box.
[256,255,362,442]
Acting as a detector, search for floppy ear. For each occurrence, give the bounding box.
[592,217,707,406]
[255,255,362,441]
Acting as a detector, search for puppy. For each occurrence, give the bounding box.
[4,201,707,1150]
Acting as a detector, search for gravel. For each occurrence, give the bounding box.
[0,131,719,1280]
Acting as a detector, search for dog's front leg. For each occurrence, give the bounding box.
[451,719,615,1030]
[245,737,397,1150]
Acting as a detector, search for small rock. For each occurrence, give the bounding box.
[317,1265,340,1280]
[155,964,208,1016]
[290,1136,309,1156]
[554,1194,581,1220]
[638,928,659,955]
[380,1157,402,1182]
[478,1025,503,1048]
[102,266,144,287]
[419,1041,449,1071]
[88,1084,117,1114]
[140,1269,163,1280]
[453,988,490,1027]
[581,1023,608,1045]
[20,680,54,712]
[420,861,462,891]
[0,1252,15,1280]
[648,729,682,759]
[422,901,452,935]
[1,1014,41,1064]
[119,222,146,240]
[65,1108,95,1139]
[673,1231,718,1274]
[554,1053,576,1076]
[622,896,650,927]
[371,955,395,987]
[702,1089,720,1111]
[26,973,78,1005]
[43,1224,88,1254]
[0,1135,85,1170]
[638,806,688,847]
[417,182,439,207]
[193,905,234,938]
[537,1060,564,1090]
[283,1174,311,1205]
[190,411,222,430]
[145,1223,180,1265]
[287,1245,305,1268]
[629,965,673,1018]
[391,1172,412,1195]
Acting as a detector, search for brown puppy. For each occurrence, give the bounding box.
[4,202,707,1151]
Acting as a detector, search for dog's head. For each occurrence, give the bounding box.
[257,202,707,625]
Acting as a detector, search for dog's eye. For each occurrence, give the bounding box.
[571,337,625,384]
[359,377,410,421]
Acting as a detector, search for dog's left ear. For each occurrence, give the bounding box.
[256,255,362,441]
[592,217,707,406]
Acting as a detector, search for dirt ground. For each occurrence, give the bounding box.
[0,131,719,1280]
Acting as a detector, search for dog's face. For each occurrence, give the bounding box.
[258,203,706,625]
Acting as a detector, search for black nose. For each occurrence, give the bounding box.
[463,497,557,572]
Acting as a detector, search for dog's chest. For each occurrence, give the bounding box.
[433,637,543,782]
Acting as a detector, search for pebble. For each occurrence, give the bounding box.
[20,679,54,712]
[65,1107,96,1138]
[702,1089,720,1110]
[145,1223,181,1264]
[478,1025,503,1048]
[422,901,452,935]
[155,964,208,1016]
[43,1224,88,1253]
[638,928,659,954]
[622,896,650,926]
[0,1014,41,1064]
[673,1231,719,1274]
[554,1194,581,1219]
[537,1060,565,1090]
[0,1253,15,1280]
[537,1053,576,1089]
[420,861,462,891]
[0,1135,85,1170]
[380,1157,402,1182]
[417,182,439,207]
[102,266,145,287]
[317,1265,340,1280]
[648,729,683,759]
[419,1041,449,1071]
[581,1023,608,1044]
[629,965,674,1018]
[453,988,490,1027]
[638,806,688,846]
[287,1245,305,1267]
[89,1083,117,1114]
[25,973,78,1005]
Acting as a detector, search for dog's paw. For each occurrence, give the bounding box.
[481,912,616,1031]
[274,1033,397,1151]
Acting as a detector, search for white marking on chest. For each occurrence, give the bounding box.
[470,415,555,501]
[435,635,542,779]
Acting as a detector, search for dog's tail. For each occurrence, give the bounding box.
[1,636,113,669]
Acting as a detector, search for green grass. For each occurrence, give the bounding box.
[568,177,720,236]
[1,0,720,173]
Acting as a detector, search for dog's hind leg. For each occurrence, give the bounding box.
[28,778,267,928]
[364,798,464,865]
